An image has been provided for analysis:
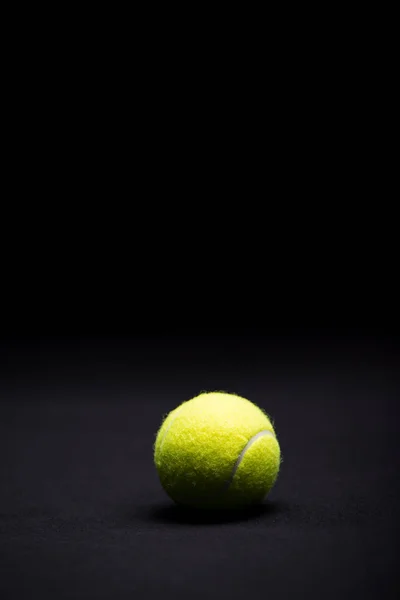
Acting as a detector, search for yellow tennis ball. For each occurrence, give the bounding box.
[154,392,281,509]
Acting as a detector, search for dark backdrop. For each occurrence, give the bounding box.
[3,6,397,595]
[0,322,398,599]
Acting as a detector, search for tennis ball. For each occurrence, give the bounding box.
[154,392,281,509]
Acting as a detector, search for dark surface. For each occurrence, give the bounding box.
[0,335,398,599]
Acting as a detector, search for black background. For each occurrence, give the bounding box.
[1,317,399,599]
[0,191,399,598]
[3,5,397,596]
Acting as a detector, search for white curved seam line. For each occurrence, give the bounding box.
[226,429,275,489]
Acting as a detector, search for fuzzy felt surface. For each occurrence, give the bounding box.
[154,392,280,508]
